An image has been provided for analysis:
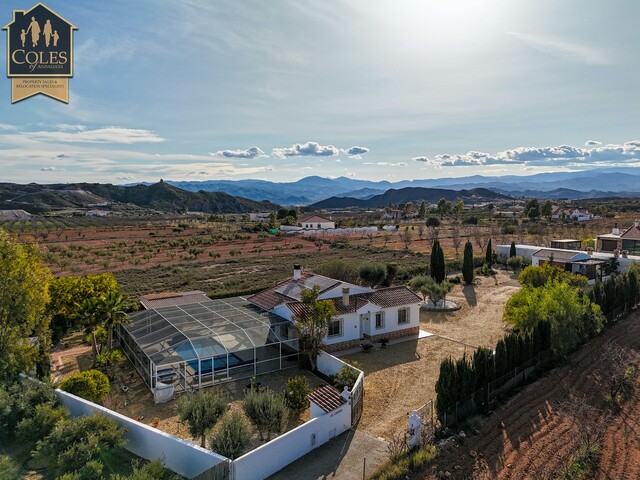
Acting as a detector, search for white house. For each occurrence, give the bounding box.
[551,208,593,222]
[298,215,335,230]
[248,265,422,351]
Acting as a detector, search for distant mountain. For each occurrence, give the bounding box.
[153,168,640,205]
[310,187,511,209]
[0,181,278,214]
[499,188,628,200]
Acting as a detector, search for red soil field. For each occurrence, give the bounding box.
[418,311,640,480]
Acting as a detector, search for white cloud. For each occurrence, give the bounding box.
[507,31,609,66]
[346,172,356,177]
[40,166,64,171]
[364,161,407,167]
[412,156,429,162]
[343,146,369,157]
[585,140,602,146]
[421,140,640,167]
[210,146,266,159]
[17,127,165,144]
[0,124,18,131]
[273,141,339,158]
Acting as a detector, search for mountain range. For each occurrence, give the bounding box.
[310,187,510,209]
[161,168,640,205]
[0,181,278,214]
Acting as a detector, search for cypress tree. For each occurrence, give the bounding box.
[430,240,445,283]
[435,357,456,416]
[495,338,507,380]
[510,241,517,258]
[462,241,474,285]
[485,238,493,268]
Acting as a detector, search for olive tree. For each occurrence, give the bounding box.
[177,389,229,447]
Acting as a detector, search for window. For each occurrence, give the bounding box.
[375,311,385,329]
[328,318,343,337]
[317,224,321,228]
[397,308,409,325]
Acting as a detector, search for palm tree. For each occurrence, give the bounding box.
[75,298,102,362]
[101,292,130,351]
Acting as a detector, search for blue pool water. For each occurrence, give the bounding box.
[173,343,243,374]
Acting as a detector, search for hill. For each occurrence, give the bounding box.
[156,168,640,205]
[309,187,510,209]
[0,181,278,214]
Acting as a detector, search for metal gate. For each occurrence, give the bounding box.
[351,374,364,427]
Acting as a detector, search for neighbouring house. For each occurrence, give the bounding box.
[550,239,582,250]
[596,221,640,255]
[597,223,622,253]
[531,248,606,282]
[298,215,335,229]
[248,265,422,352]
[551,208,593,222]
[620,220,640,255]
[250,212,272,222]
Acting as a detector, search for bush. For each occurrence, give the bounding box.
[243,390,289,441]
[283,376,310,415]
[0,380,57,441]
[177,389,228,447]
[209,411,251,459]
[16,403,69,444]
[370,445,437,480]
[0,455,20,480]
[109,458,178,480]
[34,413,125,475]
[425,217,440,227]
[333,364,359,391]
[507,255,523,273]
[60,370,110,404]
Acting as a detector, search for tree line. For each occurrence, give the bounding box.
[435,263,640,421]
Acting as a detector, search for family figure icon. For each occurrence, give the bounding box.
[21,17,59,48]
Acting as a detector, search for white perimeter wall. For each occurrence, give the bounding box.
[55,389,229,479]
[232,351,360,480]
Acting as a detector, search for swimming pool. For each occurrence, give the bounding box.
[173,342,243,374]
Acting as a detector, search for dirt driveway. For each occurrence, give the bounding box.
[343,270,520,441]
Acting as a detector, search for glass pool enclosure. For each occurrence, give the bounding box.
[116,296,299,393]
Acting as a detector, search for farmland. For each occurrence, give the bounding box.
[416,310,640,480]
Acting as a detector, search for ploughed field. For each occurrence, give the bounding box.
[416,310,640,480]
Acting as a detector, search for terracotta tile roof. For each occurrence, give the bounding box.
[299,215,333,224]
[620,223,640,240]
[285,285,420,319]
[247,272,341,310]
[308,385,346,413]
[361,286,422,308]
[287,296,370,318]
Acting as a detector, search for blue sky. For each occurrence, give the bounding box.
[1,0,638,184]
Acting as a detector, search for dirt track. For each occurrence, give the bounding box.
[418,311,640,480]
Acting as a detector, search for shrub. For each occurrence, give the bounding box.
[333,364,359,391]
[16,403,69,444]
[177,389,228,447]
[0,455,20,480]
[0,380,57,441]
[425,217,440,227]
[507,255,523,273]
[34,413,125,475]
[60,370,110,404]
[370,445,437,480]
[243,389,289,441]
[209,411,251,459]
[283,376,311,415]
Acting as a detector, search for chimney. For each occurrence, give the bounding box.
[612,222,620,236]
[342,285,350,307]
[293,265,302,281]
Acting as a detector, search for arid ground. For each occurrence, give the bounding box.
[345,269,519,441]
[416,310,640,480]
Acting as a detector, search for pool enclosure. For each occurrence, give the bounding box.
[116,296,300,393]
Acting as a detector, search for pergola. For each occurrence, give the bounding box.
[117,296,299,393]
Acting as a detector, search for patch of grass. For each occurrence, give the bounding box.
[461,414,485,432]
[370,444,437,480]
[559,442,600,480]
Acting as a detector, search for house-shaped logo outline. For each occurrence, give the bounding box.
[3,2,77,78]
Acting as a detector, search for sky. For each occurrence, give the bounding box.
[0,0,639,184]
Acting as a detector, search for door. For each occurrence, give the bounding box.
[359,314,369,339]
